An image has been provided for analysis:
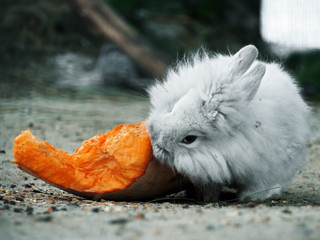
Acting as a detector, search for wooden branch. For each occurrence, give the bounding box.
[64,0,167,78]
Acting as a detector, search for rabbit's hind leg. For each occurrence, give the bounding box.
[239,184,282,201]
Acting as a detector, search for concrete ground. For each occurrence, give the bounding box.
[0,93,320,240]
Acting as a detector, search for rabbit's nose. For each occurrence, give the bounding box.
[160,136,175,150]
[154,143,169,152]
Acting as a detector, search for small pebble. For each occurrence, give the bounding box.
[143,205,152,210]
[51,206,58,212]
[282,209,292,214]
[3,196,11,201]
[229,210,242,216]
[257,204,266,208]
[196,208,203,214]
[67,202,80,207]
[14,208,23,213]
[253,216,271,223]
[92,208,100,213]
[220,219,231,226]
[261,216,271,223]
[24,184,32,188]
[245,202,257,208]
[233,222,241,228]
[36,215,53,222]
[25,206,34,215]
[0,150,5,154]
[10,184,16,188]
[135,213,144,220]
[206,224,215,231]
[182,205,189,209]
[35,193,45,198]
[3,205,10,210]
[109,218,129,225]
[15,196,24,202]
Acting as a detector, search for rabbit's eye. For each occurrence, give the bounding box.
[181,135,197,144]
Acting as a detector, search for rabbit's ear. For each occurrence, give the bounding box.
[240,63,266,101]
[230,45,258,78]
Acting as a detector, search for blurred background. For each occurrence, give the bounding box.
[0,0,319,100]
[2,2,320,239]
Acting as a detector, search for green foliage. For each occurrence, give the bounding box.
[0,0,102,94]
[104,0,223,22]
[285,51,320,100]
[0,0,101,64]
[103,0,266,59]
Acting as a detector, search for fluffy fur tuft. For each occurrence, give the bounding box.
[147,45,310,201]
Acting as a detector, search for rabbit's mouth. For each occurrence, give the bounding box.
[152,143,173,165]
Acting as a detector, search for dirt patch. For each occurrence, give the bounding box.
[0,95,319,240]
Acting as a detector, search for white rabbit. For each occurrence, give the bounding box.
[146,45,311,201]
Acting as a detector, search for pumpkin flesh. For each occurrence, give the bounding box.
[12,122,153,193]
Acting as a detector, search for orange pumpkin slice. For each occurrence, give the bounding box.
[12,122,188,200]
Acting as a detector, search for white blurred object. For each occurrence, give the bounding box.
[97,44,151,90]
[54,44,150,90]
[54,52,101,88]
[261,0,320,56]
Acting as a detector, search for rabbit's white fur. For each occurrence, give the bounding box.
[146,45,311,201]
